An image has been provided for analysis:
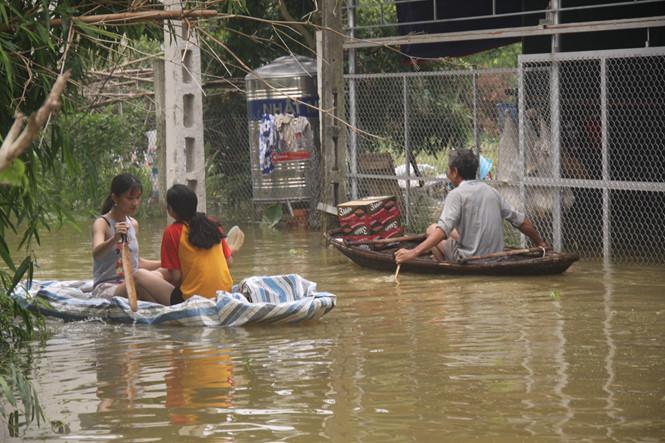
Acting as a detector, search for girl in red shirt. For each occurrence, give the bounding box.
[133,184,234,305]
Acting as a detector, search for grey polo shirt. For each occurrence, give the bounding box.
[437,180,525,258]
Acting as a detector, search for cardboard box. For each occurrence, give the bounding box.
[338,196,402,241]
[337,196,398,221]
[344,218,402,237]
[341,220,372,237]
[342,227,404,249]
[375,216,401,234]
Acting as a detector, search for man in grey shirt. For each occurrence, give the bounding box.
[395,149,547,264]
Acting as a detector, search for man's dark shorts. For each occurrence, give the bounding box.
[443,237,462,263]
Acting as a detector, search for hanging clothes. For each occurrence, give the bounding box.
[275,113,313,151]
[292,116,314,151]
[274,113,296,150]
[259,114,278,175]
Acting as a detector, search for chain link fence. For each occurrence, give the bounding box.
[203,88,253,225]
[202,49,665,262]
[345,68,522,238]
[520,48,665,262]
[345,48,665,262]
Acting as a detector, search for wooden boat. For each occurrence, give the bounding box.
[12,274,336,326]
[325,228,580,276]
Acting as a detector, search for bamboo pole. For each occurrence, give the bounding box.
[343,234,427,246]
[1,9,218,33]
[458,247,546,264]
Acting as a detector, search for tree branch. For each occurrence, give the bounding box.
[0,71,71,173]
[277,0,316,51]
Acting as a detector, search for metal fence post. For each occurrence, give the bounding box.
[550,56,563,252]
[348,0,358,201]
[600,56,611,258]
[403,75,411,227]
[473,72,480,164]
[517,58,527,248]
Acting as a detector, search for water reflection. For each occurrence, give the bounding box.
[88,335,235,423]
[601,261,623,439]
[74,327,241,439]
[4,221,665,441]
[92,336,144,414]
[164,343,234,425]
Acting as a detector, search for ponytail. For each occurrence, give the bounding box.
[188,212,225,249]
[101,195,115,214]
[167,184,224,250]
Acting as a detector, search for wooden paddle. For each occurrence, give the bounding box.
[121,234,138,312]
[344,234,427,246]
[458,247,546,264]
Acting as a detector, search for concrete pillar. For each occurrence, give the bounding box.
[317,1,347,231]
[155,1,206,215]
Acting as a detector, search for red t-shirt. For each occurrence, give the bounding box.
[161,220,233,299]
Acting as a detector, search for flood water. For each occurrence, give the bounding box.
[4,217,665,441]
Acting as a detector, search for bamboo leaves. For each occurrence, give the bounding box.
[0,364,45,432]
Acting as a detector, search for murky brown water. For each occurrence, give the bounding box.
[4,218,665,441]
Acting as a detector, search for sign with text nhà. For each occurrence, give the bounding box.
[247,96,319,121]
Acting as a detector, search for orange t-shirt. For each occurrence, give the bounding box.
[161,221,232,299]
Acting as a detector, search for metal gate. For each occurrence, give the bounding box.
[345,47,665,262]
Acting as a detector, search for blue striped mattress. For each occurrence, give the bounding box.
[12,274,336,326]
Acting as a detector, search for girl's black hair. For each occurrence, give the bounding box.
[101,173,143,214]
[448,149,479,180]
[167,184,224,250]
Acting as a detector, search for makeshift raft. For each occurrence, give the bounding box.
[12,274,336,326]
[326,228,579,276]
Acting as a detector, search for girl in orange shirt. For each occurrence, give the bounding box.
[133,184,234,305]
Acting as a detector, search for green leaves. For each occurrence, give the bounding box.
[74,20,120,40]
[262,202,283,228]
[0,39,15,89]
[50,106,154,213]
[0,159,27,187]
[0,364,45,432]
[222,0,249,15]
